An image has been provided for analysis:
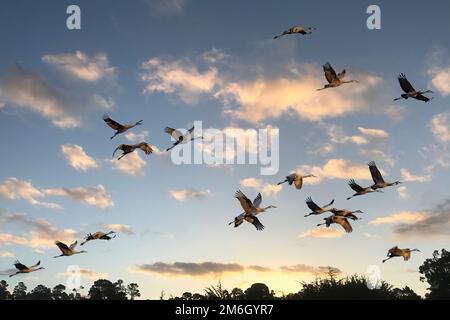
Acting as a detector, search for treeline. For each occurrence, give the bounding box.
[0,279,140,300]
[167,275,421,300]
[0,249,449,300]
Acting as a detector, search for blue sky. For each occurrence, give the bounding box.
[1,0,450,298]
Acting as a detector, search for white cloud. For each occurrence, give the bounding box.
[430,112,450,143]
[427,48,450,96]
[168,189,211,201]
[240,178,282,196]
[44,185,114,209]
[61,144,98,171]
[297,159,374,184]
[141,51,383,124]
[216,66,382,124]
[0,250,14,258]
[397,186,409,199]
[0,233,29,246]
[392,199,450,239]
[93,94,115,110]
[357,127,389,139]
[102,223,134,235]
[0,212,80,249]
[0,178,113,209]
[0,177,60,209]
[430,67,450,96]
[420,144,450,168]
[400,168,431,183]
[42,51,115,82]
[359,148,395,166]
[327,125,388,147]
[0,65,81,128]
[130,261,343,278]
[383,105,406,123]
[125,131,149,143]
[141,57,218,104]
[110,152,147,176]
[201,48,228,64]
[327,125,369,145]
[370,211,429,226]
[299,228,345,239]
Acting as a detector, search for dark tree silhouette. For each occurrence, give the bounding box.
[52,284,70,300]
[204,281,230,300]
[296,274,413,300]
[419,249,450,299]
[88,279,127,300]
[127,283,141,300]
[12,282,27,300]
[192,293,205,300]
[392,286,421,300]
[28,284,52,300]
[0,280,12,300]
[230,288,244,300]
[244,283,274,300]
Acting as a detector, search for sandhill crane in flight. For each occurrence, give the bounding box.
[103,114,143,139]
[277,173,316,190]
[382,246,421,263]
[329,208,363,221]
[317,62,358,91]
[165,126,203,151]
[113,142,153,160]
[317,215,353,233]
[9,260,44,277]
[229,190,277,231]
[394,74,433,102]
[347,179,382,200]
[273,25,315,39]
[304,197,334,217]
[80,231,116,246]
[54,240,87,258]
[368,161,401,190]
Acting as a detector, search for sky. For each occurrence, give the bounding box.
[1,0,450,299]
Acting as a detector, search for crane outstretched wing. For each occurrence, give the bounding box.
[70,241,78,250]
[55,241,70,253]
[398,74,415,94]
[335,216,352,233]
[305,197,321,212]
[323,62,338,84]
[245,215,265,231]
[138,143,153,155]
[348,179,364,192]
[337,69,346,79]
[368,161,385,184]
[322,199,335,208]
[165,127,183,141]
[13,260,28,271]
[165,127,175,135]
[112,145,125,158]
[413,94,431,102]
[253,193,262,208]
[31,261,41,268]
[235,190,253,212]
[103,115,125,131]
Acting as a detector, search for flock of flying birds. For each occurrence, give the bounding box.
[6,24,427,279]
